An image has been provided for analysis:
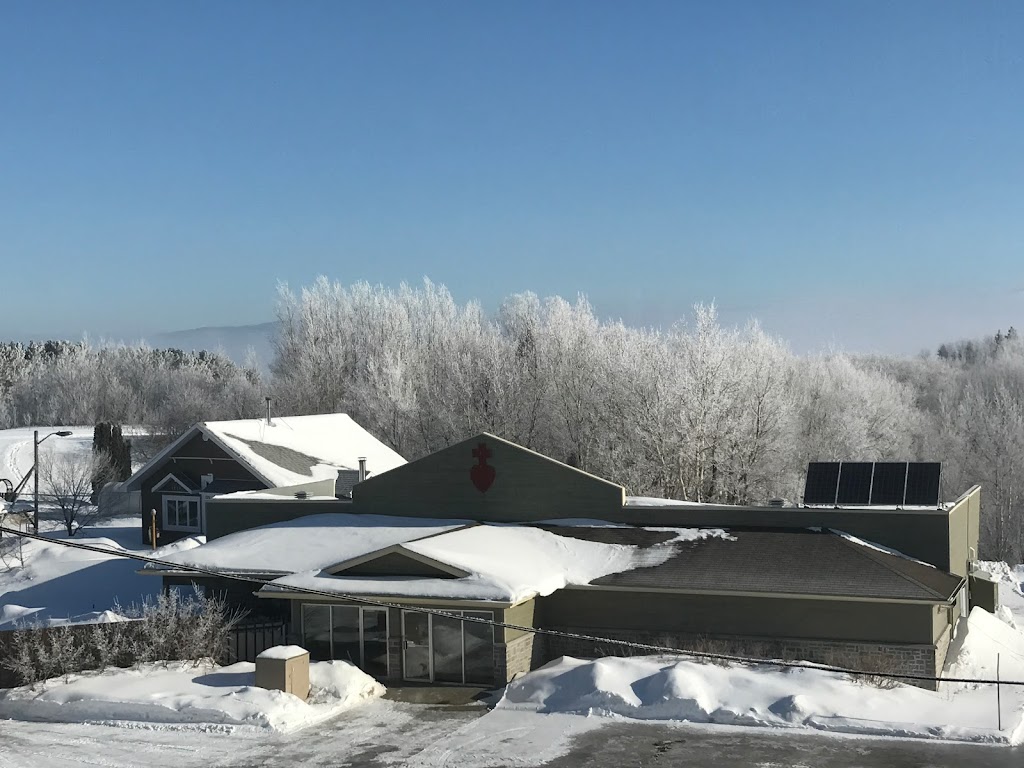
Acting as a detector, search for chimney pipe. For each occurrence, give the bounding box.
[358,457,367,482]
[265,397,272,425]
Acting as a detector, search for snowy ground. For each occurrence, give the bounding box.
[0,516,201,628]
[0,659,383,732]
[0,425,99,487]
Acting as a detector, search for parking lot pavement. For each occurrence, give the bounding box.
[540,721,1023,768]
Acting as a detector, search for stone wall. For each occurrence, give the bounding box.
[495,632,548,683]
[544,627,944,691]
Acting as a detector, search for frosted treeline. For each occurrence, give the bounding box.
[0,342,265,442]
[272,279,1024,562]
[2,278,1022,561]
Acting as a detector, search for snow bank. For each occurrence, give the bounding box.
[500,642,1024,745]
[0,660,384,733]
[975,561,1024,629]
[0,519,204,629]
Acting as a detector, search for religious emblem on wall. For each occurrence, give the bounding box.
[471,442,495,493]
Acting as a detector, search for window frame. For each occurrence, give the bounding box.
[162,494,201,532]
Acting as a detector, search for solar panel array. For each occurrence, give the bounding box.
[802,461,941,507]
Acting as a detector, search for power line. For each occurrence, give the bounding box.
[2,524,1023,687]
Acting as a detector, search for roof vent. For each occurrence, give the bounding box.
[767,498,788,508]
[294,490,308,499]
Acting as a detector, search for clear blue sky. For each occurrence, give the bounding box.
[2,1,1021,353]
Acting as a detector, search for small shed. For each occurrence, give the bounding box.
[255,645,310,701]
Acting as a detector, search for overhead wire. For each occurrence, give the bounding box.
[2,524,1023,687]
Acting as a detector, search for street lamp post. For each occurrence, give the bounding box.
[34,429,72,532]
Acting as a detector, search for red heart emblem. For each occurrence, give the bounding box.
[470,442,496,493]
[471,462,496,493]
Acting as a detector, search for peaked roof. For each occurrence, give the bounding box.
[123,413,406,490]
[570,527,963,602]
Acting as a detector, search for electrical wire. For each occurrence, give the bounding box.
[2,525,1023,687]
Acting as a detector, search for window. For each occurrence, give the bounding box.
[301,604,390,677]
[163,495,200,531]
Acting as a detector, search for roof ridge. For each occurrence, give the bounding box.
[829,530,951,600]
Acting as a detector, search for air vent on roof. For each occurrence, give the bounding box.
[294,490,308,499]
[803,461,941,507]
[767,498,789,508]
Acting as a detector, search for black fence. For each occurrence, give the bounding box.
[227,620,288,663]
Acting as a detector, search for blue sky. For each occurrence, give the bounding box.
[2,1,1021,353]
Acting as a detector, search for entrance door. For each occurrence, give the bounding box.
[402,611,431,681]
[400,610,495,684]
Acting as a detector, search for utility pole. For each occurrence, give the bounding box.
[33,429,39,533]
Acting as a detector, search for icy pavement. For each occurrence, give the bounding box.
[1,703,1021,768]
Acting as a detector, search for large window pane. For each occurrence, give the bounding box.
[331,606,361,666]
[362,609,388,678]
[302,604,331,661]
[462,611,494,684]
[432,613,464,684]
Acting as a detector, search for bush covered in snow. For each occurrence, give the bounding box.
[0,588,245,687]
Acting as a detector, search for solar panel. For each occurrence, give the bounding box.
[836,462,873,505]
[904,462,941,506]
[803,462,840,505]
[869,462,908,506]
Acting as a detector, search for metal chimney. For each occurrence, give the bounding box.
[265,397,272,425]
[358,457,367,482]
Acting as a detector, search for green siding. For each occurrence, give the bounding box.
[206,499,351,540]
[616,506,954,572]
[541,590,938,645]
[341,552,458,577]
[352,433,625,522]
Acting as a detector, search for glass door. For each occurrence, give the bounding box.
[402,611,431,681]
[431,613,464,684]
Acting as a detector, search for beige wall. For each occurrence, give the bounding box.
[947,486,981,578]
[502,599,537,643]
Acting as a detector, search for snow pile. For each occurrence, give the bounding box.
[1,519,203,629]
[0,660,384,732]
[975,561,1024,628]
[499,615,1024,745]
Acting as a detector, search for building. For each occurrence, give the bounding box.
[146,433,981,690]
[118,413,405,543]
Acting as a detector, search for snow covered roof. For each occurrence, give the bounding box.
[147,513,465,576]
[124,413,406,490]
[259,523,726,604]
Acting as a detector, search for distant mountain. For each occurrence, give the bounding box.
[144,322,277,368]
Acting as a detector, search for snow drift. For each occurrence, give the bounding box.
[0,660,384,732]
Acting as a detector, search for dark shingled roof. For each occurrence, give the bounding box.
[222,432,324,478]
[537,525,963,602]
